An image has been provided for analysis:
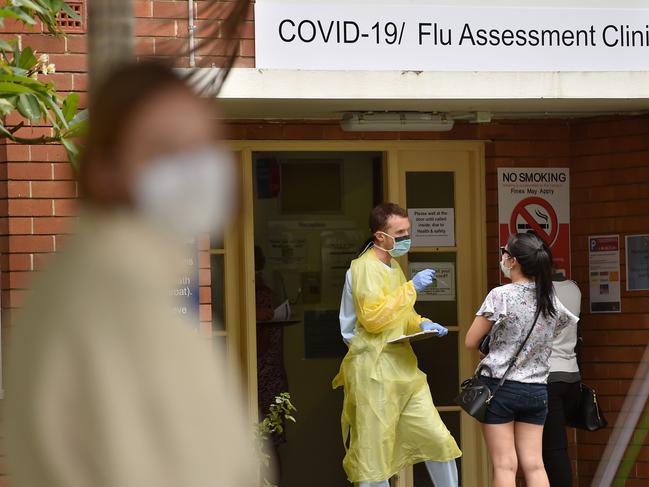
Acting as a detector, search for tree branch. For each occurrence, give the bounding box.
[0,132,61,144]
[8,122,24,134]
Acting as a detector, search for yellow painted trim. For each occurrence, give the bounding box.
[224,204,239,364]
[239,148,259,420]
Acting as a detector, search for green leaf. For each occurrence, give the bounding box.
[46,0,64,9]
[0,97,15,116]
[68,107,87,127]
[17,92,41,120]
[61,137,79,170]
[11,0,46,15]
[41,93,68,128]
[35,0,60,11]
[36,96,59,128]
[0,39,13,51]
[0,81,34,94]
[7,66,29,77]
[60,2,80,20]
[0,123,14,138]
[0,72,52,90]
[17,47,37,70]
[62,92,78,122]
[7,7,38,26]
[0,8,30,24]
[62,117,87,139]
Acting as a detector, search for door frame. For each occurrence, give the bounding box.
[226,140,488,486]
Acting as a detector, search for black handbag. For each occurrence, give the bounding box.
[455,365,494,422]
[566,383,608,432]
[455,308,541,421]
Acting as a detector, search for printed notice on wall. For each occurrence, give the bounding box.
[589,235,621,313]
[267,232,307,269]
[498,168,571,283]
[172,242,199,323]
[626,234,649,291]
[408,262,455,302]
[408,208,455,247]
[321,230,364,304]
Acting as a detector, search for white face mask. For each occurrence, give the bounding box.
[134,145,235,239]
[500,258,512,279]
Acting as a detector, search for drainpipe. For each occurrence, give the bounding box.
[188,0,196,68]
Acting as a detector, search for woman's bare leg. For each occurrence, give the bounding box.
[514,422,549,487]
[482,423,517,487]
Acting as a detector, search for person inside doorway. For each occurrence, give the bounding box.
[255,245,289,482]
[333,203,462,487]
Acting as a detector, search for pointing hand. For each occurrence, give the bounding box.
[412,269,436,292]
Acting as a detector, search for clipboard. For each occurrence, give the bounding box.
[387,329,439,344]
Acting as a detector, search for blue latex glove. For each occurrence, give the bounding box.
[420,321,448,337]
[412,268,436,292]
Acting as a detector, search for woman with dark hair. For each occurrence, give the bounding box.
[465,232,578,487]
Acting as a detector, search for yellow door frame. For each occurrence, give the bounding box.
[226,140,489,486]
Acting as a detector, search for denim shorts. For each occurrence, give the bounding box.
[480,377,548,425]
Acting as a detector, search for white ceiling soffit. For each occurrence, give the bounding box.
[184,68,649,119]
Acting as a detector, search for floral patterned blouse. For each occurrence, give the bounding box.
[476,282,578,384]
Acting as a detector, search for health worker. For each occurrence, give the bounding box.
[333,203,462,487]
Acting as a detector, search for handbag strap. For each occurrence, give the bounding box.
[488,306,542,398]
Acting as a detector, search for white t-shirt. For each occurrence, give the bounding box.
[549,279,582,379]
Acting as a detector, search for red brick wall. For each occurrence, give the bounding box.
[570,116,649,486]
[135,0,254,67]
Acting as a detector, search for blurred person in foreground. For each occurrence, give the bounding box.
[4,62,257,487]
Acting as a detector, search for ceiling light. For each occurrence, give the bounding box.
[340,112,454,132]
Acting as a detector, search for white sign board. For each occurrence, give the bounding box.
[589,235,621,313]
[256,4,649,71]
[408,262,455,302]
[497,168,571,282]
[626,234,649,291]
[408,208,455,247]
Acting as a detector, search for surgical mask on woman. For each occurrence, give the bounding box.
[500,258,513,279]
[134,145,235,238]
[376,232,412,257]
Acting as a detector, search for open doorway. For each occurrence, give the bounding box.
[252,151,383,487]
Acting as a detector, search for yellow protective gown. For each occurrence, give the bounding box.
[332,249,461,483]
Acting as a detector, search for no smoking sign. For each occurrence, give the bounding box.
[498,168,571,282]
[509,197,559,247]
